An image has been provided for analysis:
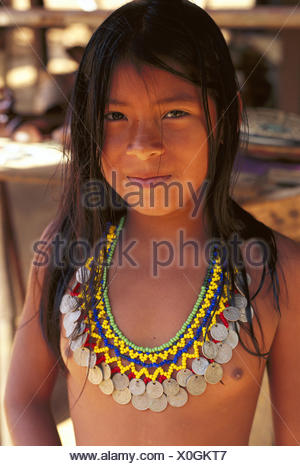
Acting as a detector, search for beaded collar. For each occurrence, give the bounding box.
[60,215,252,412]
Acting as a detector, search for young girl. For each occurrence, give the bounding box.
[4,0,300,446]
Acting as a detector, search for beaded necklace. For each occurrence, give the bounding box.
[60,215,252,412]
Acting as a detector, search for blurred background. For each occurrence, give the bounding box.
[0,0,300,447]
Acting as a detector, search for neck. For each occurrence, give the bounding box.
[119,205,210,271]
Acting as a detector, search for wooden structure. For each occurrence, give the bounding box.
[0,6,300,112]
[0,6,299,29]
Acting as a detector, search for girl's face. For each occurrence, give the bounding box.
[101,61,217,218]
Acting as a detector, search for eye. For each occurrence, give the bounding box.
[164,110,189,119]
[104,112,127,121]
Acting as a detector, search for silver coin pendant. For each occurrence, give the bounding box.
[146,380,164,399]
[192,357,209,375]
[210,323,228,341]
[214,342,233,364]
[202,341,218,359]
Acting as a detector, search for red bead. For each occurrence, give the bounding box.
[158,375,167,383]
[70,283,81,296]
[143,377,152,384]
[219,312,229,328]
[111,366,120,374]
[208,359,214,363]
[212,338,220,344]
[96,355,106,364]
[128,372,136,380]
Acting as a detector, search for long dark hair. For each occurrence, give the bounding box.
[35,0,282,374]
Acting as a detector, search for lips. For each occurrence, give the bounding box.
[127,175,172,187]
[127,175,172,181]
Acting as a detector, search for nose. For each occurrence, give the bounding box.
[126,121,165,160]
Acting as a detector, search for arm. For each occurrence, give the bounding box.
[4,223,62,446]
[267,234,300,446]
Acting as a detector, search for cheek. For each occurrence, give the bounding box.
[101,126,126,182]
[166,122,209,176]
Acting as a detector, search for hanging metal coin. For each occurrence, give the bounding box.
[235,272,251,293]
[131,392,150,411]
[204,362,223,384]
[88,365,103,384]
[112,387,132,405]
[214,342,232,364]
[238,305,254,323]
[223,306,240,322]
[186,374,207,396]
[73,347,92,367]
[85,350,97,368]
[64,321,76,339]
[99,378,114,395]
[202,340,218,359]
[146,380,164,399]
[176,368,193,387]
[233,294,248,310]
[224,328,239,349]
[229,320,241,334]
[167,387,188,408]
[63,308,81,325]
[210,323,228,341]
[70,321,86,340]
[112,373,129,390]
[70,331,88,351]
[63,310,81,338]
[129,378,146,396]
[149,393,168,412]
[100,362,111,380]
[192,357,209,375]
[76,266,91,284]
[162,378,180,396]
[60,294,79,314]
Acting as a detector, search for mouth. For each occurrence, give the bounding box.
[127,175,172,187]
[127,175,172,183]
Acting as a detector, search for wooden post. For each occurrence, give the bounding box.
[278,29,300,114]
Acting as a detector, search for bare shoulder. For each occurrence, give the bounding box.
[4,219,61,407]
[239,228,299,303]
[272,230,300,307]
[266,230,300,445]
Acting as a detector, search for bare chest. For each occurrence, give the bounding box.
[59,262,279,445]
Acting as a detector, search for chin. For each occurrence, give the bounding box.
[127,207,177,217]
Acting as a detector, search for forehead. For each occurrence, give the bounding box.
[108,61,202,102]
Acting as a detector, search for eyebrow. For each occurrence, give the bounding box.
[108,94,198,106]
